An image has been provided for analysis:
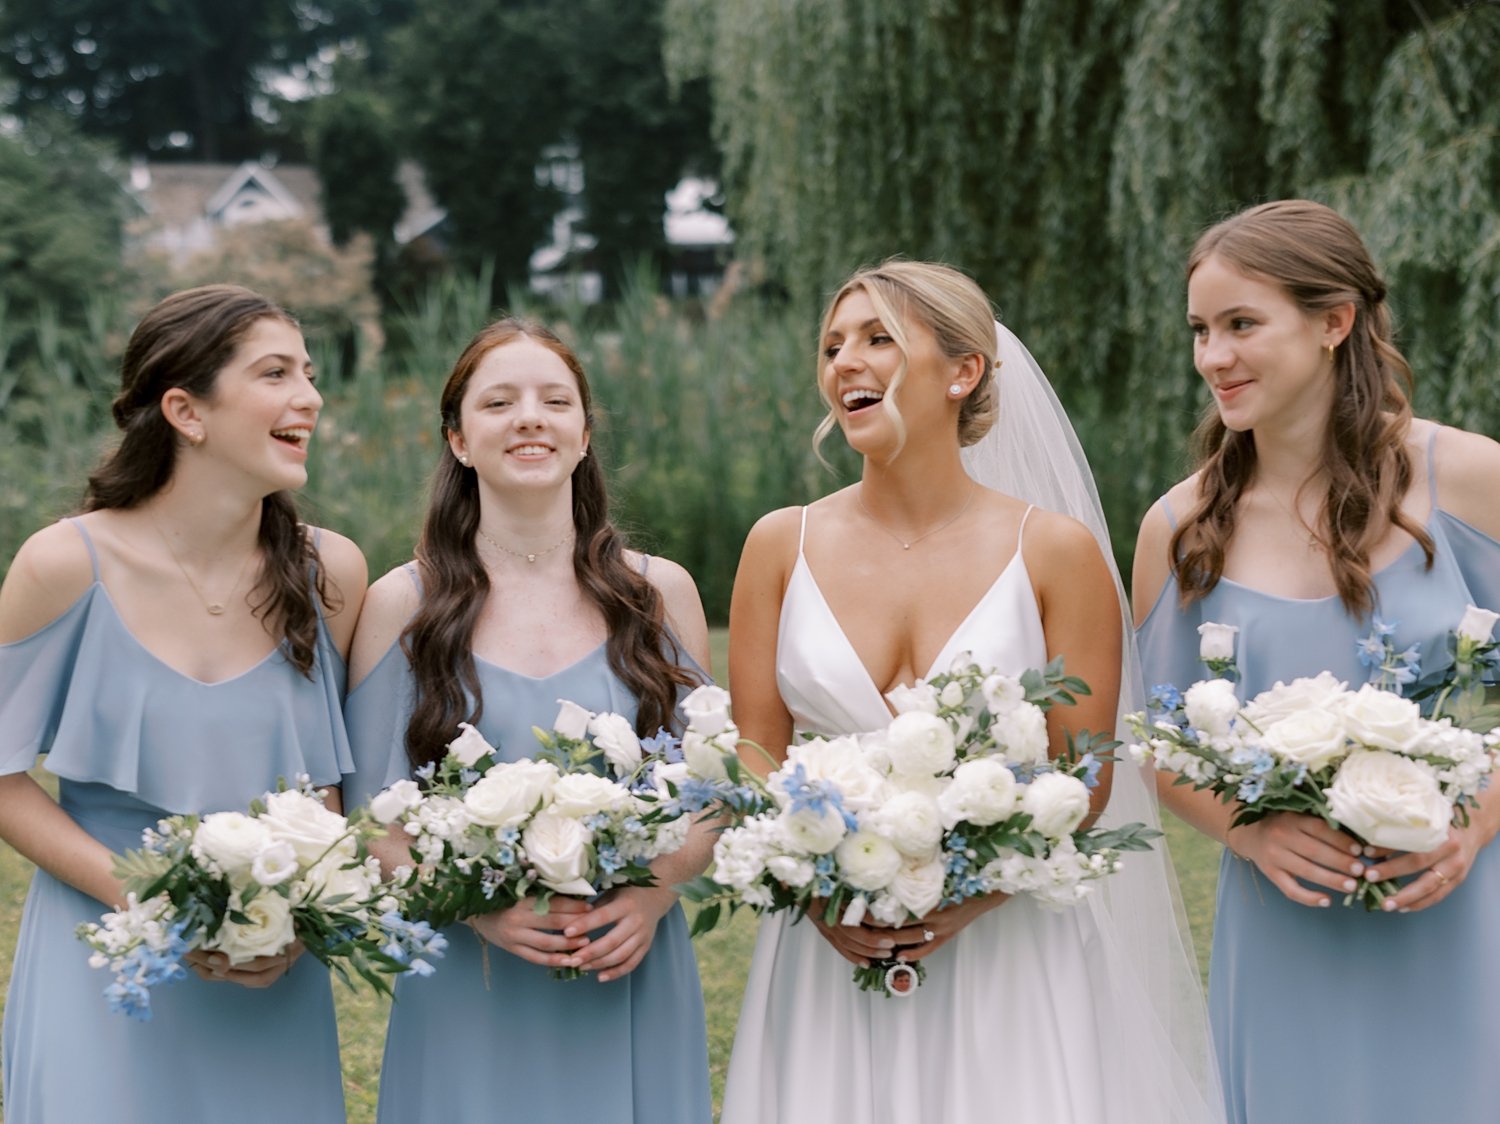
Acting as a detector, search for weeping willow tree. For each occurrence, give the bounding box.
[667,0,1500,558]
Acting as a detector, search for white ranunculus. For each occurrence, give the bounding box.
[765,854,815,888]
[682,684,733,735]
[781,805,848,854]
[588,712,643,776]
[208,890,295,965]
[546,772,629,819]
[1458,605,1500,644]
[249,841,299,887]
[885,681,940,715]
[369,778,424,825]
[835,831,903,891]
[259,790,354,867]
[1327,750,1452,852]
[1184,679,1241,736]
[980,673,1025,711]
[884,711,957,777]
[1261,710,1350,771]
[682,730,731,781]
[463,759,559,828]
[1341,685,1426,753]
[891,858,946,917]
[193,812,274,883]
[1021,772,1091,839]
[1197,621,1239,662]
[866,790,944,858]
[448,722,497,767]
[779,736,888,814]
[1243,672,1348,727]
[992,702,1050,765]
[552,699,593,741]
[522,812,595,896]
[937,757,1019,827]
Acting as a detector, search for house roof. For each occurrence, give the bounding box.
[133,161,325,228]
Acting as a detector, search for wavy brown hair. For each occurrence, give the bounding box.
[1171,200,1433,616]
[82,284,331,676]
[401,318,702,769]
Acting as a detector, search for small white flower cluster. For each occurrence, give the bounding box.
[691,655,1145,986]
[1130,671,1494,858]
[374,709,694,933]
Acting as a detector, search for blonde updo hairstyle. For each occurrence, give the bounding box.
[814,260,999,459]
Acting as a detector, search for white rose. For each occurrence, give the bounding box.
[249,841,300,887]
[545,772,629,819]
[891,858,946,917]
[1184,679,1241,736]
[448,722,497,767]
[884,711,957,777]
[1327,750,1452,852]
[1261,710,1350,772]
[1197,621,1239,662]
[991,702,1050,765]
[1341,685,1425,753]
[765,854,815,888]
[463,759,559,828]
[885,681,940,715]
[781,805,847,854]
[865,790,944,857]
[835,831,903,891]
[193,812,274,883]
[980,674,1025,711]
[1458,605,1500,644]
[682,684,733,735]
[207,890,295,965]
[522,812,595,895]
[588,712,643,776]
[369,779,424,825]
[1021,772,1091,839]
[682,730,731,781]
[258,790,353,866]
[1243,672,1347,727]
[552,699,593,741]
[937,757,1019,827]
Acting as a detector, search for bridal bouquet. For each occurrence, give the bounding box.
[373,705,694,978]
[77,777,444,1021]
[1130,614,1500,910]
[676,664,1159,997]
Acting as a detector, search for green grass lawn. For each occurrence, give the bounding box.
[0,629,1220,1122]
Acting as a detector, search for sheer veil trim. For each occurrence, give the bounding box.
[961,322,1225,1121]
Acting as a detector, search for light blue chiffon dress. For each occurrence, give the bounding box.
[1137,443,1500,1124]
[344,565,711,1124]
[0,519,350,1123]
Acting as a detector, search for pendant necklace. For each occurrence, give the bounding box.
[477,527,573,564]
[153,519,257,616]
[857,483,978,550]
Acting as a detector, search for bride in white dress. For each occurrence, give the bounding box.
[721,261,1222,1123]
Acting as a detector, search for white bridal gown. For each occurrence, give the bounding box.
[721,506,1215,1124]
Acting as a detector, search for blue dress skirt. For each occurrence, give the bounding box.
[1138,493,1500,1124]
[344,584,711,1123]
[0,520,350,1123]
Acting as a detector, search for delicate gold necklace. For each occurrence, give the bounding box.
[152,519,257,616]
[1262,486,1322,550]
[477,526,573,564]
[856,483,978,550]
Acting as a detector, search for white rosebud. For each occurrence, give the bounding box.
[1197,621,1239,663]
[835,831,903,891]
[938,681,967,709]
[1184,679,1241,736]
[1021,772,1091,839]
[682,684,733,736]
[1457,605,1500,644]
[448,722,497,767]
[1328,750,1451,853]
[588,711,643,775]
[553,699,593,741]
[369,778,424,825]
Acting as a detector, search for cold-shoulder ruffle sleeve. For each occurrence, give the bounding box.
[343,640,417,811]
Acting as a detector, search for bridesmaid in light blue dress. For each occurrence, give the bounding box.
[344,318,712,1123]
[1135,200,1500,1124]
[0,286,366,1122]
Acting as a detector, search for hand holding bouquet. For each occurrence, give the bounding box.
[77,777,444,1020]
[678,662,1159,996]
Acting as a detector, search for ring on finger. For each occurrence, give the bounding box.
[1433,867,1450,886]
[922,929,936,943]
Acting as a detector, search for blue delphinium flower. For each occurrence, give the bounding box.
[1237,776,1266,803]
[378,911,448,977]
[640,728,683,764]
[781,764,858,831]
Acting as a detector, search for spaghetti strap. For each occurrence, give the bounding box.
[1159,494,1179,531]
[639,553,651,576]
[64,517,101,581]
[1016,504,1035,549]
[1426,423,1441,505]
[401,562,424,596]
[797,506,809,555]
